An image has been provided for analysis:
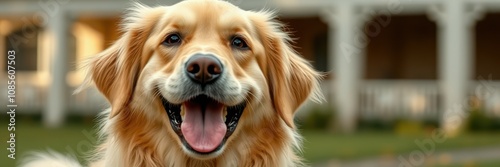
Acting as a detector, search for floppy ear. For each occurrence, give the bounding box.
[84,4,165,117]
[252,12,324,128]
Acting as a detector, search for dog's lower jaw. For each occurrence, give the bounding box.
[92,110,301,167]
[171,118,299,167]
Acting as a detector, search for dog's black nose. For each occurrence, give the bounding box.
[185,54,223,85]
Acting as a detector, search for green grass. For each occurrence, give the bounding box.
[1,118,96,167]
[301,130,500,164]
[2,118,500,167]
[432,160,500,167]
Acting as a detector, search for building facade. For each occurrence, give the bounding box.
[1,0,499,132]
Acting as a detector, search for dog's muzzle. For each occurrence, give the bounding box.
[160,53,246,155]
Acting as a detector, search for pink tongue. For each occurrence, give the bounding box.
[181,100,226,153]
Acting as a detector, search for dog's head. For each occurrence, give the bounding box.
[86,0,322,160]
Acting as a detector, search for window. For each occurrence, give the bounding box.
[313,33,328,72]
[5,27,40,71]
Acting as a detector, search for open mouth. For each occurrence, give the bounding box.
[161,95,246,154]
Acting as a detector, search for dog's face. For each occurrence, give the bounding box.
[145,1,265,158]
[88,0,322,161]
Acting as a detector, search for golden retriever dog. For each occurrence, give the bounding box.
[22,0,322,166]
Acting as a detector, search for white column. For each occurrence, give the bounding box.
[45,11,69,127]
[429,1,483,136]
[323,3,366,133]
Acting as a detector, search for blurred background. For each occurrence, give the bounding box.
[1,0,500,166]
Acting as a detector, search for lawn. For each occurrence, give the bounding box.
[1,117,96,167]
[433,160,500,167]
[301,130,500,165]
[2,118,500,167]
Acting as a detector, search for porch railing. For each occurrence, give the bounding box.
[359,80,440,120]
[0,82,107,114]
[2,80,499,119]
[315,80,500,120]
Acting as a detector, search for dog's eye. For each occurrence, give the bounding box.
[163,33,182,45]
[231,36,249,50]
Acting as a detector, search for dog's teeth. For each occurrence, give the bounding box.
[180,105,185,121]
[223,107,227,122]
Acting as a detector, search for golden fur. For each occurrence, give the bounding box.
[22,0,322,167]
